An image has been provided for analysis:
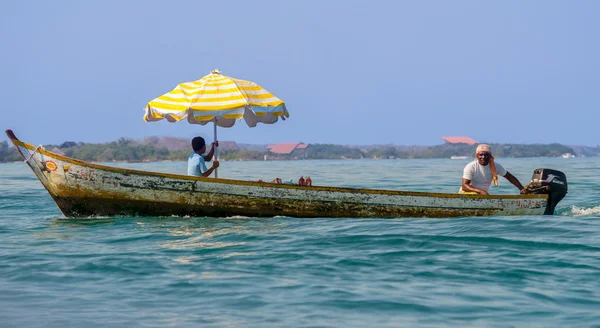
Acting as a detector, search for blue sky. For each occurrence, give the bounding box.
[1,1,598,146]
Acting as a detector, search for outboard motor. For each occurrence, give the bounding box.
[525,168,568,215]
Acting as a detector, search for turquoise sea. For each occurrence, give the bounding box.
[1,158,599,327]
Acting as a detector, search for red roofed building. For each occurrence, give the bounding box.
[267,143,308,154]
[441,136,477,145]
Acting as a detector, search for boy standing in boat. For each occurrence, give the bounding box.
[459,144,525,195]
[187,137,219,177]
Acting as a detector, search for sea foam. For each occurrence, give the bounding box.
[567,205,600,217]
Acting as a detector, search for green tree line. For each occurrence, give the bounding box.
[1,140,598,163]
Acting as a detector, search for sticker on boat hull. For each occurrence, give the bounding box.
[45,160,57,172]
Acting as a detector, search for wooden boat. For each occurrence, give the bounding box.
[5,130,567,218]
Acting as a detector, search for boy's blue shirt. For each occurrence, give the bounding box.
[187,152,208,176]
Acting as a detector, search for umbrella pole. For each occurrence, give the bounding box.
[213,119,218,178]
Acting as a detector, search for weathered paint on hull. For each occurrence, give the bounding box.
[51,196,500,218]
[6,130,548,218]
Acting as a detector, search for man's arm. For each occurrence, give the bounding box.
[503,171,525,194]
[201,160,220,177]
[204,142,219,162]
[504,171,525,193]
[462,178,489,195]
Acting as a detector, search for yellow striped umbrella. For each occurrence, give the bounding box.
[144,69,289,128]
[143,69,289,177]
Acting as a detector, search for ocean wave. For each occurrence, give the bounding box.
[564,205,600,217]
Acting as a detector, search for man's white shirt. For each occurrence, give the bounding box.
[462,160,507,192]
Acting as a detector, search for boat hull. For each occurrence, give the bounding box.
[6,130,548,218]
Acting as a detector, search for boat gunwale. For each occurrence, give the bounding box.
[5,129,547,201]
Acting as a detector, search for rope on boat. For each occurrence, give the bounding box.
[24,145,44,162]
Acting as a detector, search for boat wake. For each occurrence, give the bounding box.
[562,205,600,217]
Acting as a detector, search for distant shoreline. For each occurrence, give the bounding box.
[1,138,598,163]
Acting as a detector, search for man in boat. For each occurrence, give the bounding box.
[187,137,219,177]
[459,144,525,195]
